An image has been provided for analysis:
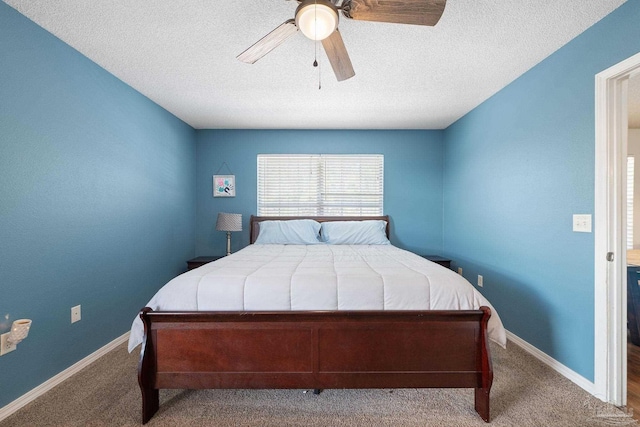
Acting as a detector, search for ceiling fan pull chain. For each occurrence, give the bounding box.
[313,34,318,67]
[313,2,321,91]
[315,41,321,90]
[319,57,322,90]
[313,1,318,69]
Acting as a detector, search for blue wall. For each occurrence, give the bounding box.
[0,3,196,408]
[195,130,444,256]
[443,0,640,381]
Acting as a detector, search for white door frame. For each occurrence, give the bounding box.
[594,51,640,405]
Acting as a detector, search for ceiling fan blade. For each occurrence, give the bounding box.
[237,19,298,64]
[343,0,446,26]
[322,29,355,82]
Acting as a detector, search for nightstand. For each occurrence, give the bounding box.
[186,255,224,271]
[421,255,451,269]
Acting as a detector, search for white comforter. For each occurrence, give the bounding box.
[128,244,507,351]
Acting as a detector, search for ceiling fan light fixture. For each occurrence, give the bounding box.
[295,0,339,41]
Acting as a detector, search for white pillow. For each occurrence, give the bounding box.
[321,220,390,245]
[254,220,322,245]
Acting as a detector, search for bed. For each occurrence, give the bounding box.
[131,215,506,424]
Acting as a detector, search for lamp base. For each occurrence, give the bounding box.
[226,231,232,256]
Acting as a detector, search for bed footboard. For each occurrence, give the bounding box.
[137,307,493,424]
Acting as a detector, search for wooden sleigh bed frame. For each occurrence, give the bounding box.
[137,216,494,424]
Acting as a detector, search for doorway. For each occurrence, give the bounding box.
[625,73,640,417]
[594,51,640,407]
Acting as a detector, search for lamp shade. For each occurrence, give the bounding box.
[295,0,338,41]
[216,213,242,232]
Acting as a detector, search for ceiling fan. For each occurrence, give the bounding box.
[237,0,447,82]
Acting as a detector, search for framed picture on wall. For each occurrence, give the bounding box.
[213,175,235,197]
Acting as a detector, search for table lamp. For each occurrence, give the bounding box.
[216,213,242,255]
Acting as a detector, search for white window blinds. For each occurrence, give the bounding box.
[257,154,384,216]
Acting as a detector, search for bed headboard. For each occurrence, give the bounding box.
[249,215,390,244]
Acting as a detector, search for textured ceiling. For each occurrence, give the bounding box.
[5,0,632,129]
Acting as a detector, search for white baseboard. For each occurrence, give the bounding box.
[0,331,130,423]
[506,330,595,395]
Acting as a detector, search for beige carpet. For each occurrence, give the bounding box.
[0,341,636,427]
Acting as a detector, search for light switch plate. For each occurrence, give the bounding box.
[573,214,592,233]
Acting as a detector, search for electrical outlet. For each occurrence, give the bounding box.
[0,332,16,356]
[478,275,484,287]
[458,267,463,275]
[71,305,81,323]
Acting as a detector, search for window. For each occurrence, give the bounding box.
[257,154,384,216]
[628,155,635,250]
